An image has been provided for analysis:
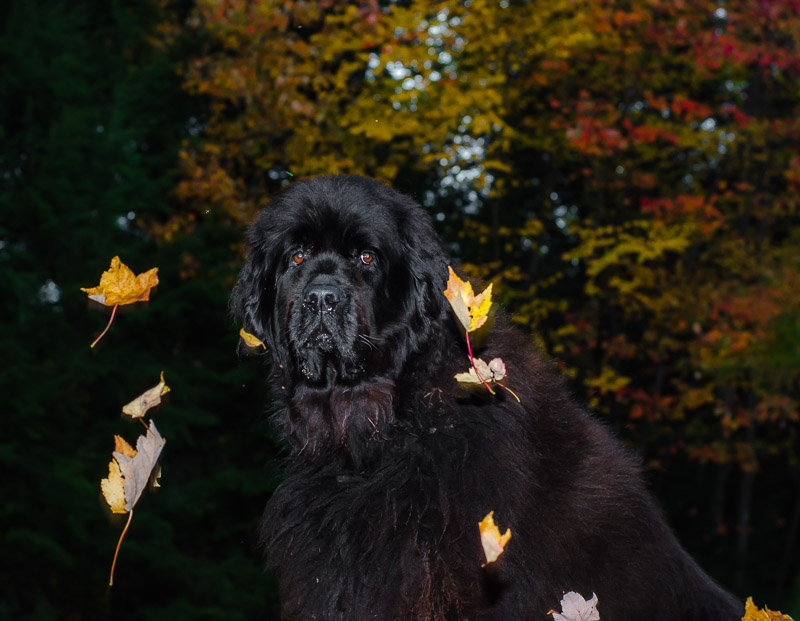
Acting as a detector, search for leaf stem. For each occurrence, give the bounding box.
[91,303,118,348]
[496,382,521,403]
[109,509,133,586]
[465,331,495,395]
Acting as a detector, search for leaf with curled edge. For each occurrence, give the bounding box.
[550,591,600,621]
[444,266,493,333]
[478,511,511,565]
[121,372,170,419]
[742,597,795,621]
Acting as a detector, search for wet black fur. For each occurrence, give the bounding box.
[232,175,743,620]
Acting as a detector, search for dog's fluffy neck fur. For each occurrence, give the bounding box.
[276,312,453,469]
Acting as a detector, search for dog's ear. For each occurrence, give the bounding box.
[230,244,274,350]
[393,202,451,352]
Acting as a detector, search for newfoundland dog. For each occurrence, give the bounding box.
[232,175,743,620]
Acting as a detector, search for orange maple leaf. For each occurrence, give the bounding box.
[82,256,159,306]
[742,597,795,621]
[81,257,159,347]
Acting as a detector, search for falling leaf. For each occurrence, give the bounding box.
[101,422,166,587]
[444,266,493,333]
[550,591,600,621]
[122,372,170,419]
[479,511,511,565]
[81,256,159,306]
[742,597,795,621]
[101,460,127,514]
[455,357,506,384]
[81,256,159,347]
[113,420,166,512]
[239,328,266,349]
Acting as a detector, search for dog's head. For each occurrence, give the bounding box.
[232,175,449,401]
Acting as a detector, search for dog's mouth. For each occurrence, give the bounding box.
[296,325,367,383]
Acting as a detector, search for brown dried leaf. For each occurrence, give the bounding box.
[113,421,166,512]
[121,372,170,419]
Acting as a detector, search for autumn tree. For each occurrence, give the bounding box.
[167,0,800,610]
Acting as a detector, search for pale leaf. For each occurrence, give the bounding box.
[122,372,170,419]
[479,511,511,565]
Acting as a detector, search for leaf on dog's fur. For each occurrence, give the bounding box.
[479,511,511,565]
[239,328,266,349]
[81,256,159,306]
[121,372,170,419]
[444,266,493,333]
[455,357,506,385]
[742,597,795,621]
[550,591,600,621]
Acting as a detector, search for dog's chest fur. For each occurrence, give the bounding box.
[261,426,504,620]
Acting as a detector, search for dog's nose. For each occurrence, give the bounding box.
[303,282,342,313]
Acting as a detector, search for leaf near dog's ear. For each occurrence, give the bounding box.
[444,266,493,332]
[742,597,795,621]
[479,511,511,565]
[122,372,170,419]
[239,328,266,349]
[549,591,600,621]
[113,421,166,512]
[81,256,159,306]
[455,357,507,385]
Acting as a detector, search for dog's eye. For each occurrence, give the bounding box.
[359,251,374,265]
[292,251,305,265]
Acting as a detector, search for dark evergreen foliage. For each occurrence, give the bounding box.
[0,1,280,618]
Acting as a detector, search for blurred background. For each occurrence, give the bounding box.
[2,0,799,618]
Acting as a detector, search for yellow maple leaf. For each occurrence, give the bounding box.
[101,460,127,514]
[81,257,159,347]
[81,256,159,306]
[444,266,493,333]
[121,372,170,419]
[239,328,266,349]
[479,511,511,565]
[743,597,795,621]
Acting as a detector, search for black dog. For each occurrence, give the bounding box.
[232,175,743,620]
